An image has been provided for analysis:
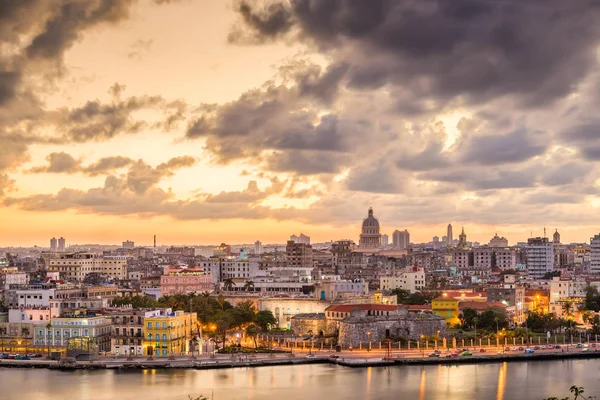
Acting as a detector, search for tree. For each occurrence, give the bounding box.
[477,307,508,331]
[391,288,411,304]
[245,324,259,348]
[462,308,479,328]
[243,280,255,292]
[562,302,575,319]
[223,278,236,292]
[0,300,7,313]
[112,295,160,309]
[583,285,600,312]
[253,310,277,331]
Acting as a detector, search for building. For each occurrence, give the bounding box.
[160,267,212,297]
[489,234,509,247]
[47,253,127,281]
[58,237,66,253]
[254,240,263,255]
[495,249,517,270]
[553,230,561,244]
[359,207,381,248]
[33,315,112,359]
[260,296,328,329]
[526,237,554,278]
[315,279,368,301]
[0,272,29,290]
[591,234,600,274]
[143,309,198,357]
[486,285,526,325]
[50,238,57,252]
[286,241,313,270]
[393,229,410,249]
[381,234,389,246]
[447,224,453,246]
[105,308,166,356]
[213,243,231,258]
[457,227,468,249]
[432,296,460,326]
[290,234,310,245]
[380,267,426,293]
[122,240,135,249]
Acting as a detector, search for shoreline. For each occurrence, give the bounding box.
[2,351,600,371]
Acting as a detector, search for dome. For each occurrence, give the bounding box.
[362,207,380,229]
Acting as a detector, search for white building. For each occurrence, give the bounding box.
[0,272,29,290]
[526,237,554,278]
[382,234,389,246]
[6,288,56,308]
[393,229,410,249]
[315,279,368,301]
[549,277,587,303]
[380,267,426,293]
[8,307,52,324]
[47,253,127,281]
[591,234,600,274]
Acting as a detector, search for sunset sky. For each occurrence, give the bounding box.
[1,0,600,247]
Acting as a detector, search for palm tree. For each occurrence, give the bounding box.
[223,278,236,292]
[243,280,255,292]
[562,302,574,319]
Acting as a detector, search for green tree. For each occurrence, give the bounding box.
[0,300,7,312]
[562,302,575,319]
[245,324,259,348]
[583,285,600,312]
[462,307,479,328]
[112,295,160,308]
[253,310,277,331]
[391,288,411,304]
[477,307,508,331]
[223,278,236,292]
[243,280,255,291]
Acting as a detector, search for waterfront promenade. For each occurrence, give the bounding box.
[1,343,599,370]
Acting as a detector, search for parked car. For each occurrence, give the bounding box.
[534,346,540,350]
[434,349,441,354]
[461,351,472,356]
[505,347,511,352]
[26,353,42,358]
[305,354,315,359]
[428,353,440,358]
[576,343,583,348]
[329,354,339,359]
[555,345,561,349]
[20,356,30,360]
[7,354,18,359]
[510,347,517,351]
[447,353,458,357]
[581,348,590,352]
[479,348,486,353]
[518,347,524,351]
[0,353,8,359]
[524,349,535,354]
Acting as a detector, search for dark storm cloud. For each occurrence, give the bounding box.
[459,128,548,165]
[560,119,600,161]
[232,0,600,107]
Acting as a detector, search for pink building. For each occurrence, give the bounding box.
[160,267,213,297]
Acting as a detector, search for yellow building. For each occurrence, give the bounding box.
[143,309,198,357]
[432,296,460,326]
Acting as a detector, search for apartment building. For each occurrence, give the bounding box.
[47,253,127,281]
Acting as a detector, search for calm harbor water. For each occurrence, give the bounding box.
[1,359,600,400]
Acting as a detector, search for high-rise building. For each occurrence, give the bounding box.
[254,240,263,255]
[447,224,453,246]
[50,237,57,252]
[591,234,600,274]
[122,240,135,249]
[392,229,410,249]
[57,237,66,252]
[381,234,389,246]
[359,207,381,248]
[526,237,554,278]
[286,240,313,269]
[289,233,310,245]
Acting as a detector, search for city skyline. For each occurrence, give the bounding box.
[1,1,600,247]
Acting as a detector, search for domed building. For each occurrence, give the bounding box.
[359,207,381,248]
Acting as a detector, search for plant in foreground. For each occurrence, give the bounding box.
[544,386,596,400]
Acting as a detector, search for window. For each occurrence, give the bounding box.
[155,322,160,329]
[147,322,152,330]
[162,334,167,341]
[162,322,167,329]
[155,334,160,341]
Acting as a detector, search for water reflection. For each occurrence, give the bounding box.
[497,362,507,400]
[2,360,600,400]
[419,368,426,400]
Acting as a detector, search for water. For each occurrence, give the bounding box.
[1,359,599,400]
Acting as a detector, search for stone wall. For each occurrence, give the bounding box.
[290,314,327,336]
[337,313,446,347]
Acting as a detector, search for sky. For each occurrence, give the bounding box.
[1,0,600,247]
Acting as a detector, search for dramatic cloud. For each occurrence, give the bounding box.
[29,152,80,174]
[232,0,600,107]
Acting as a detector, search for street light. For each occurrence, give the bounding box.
[367,332,371,352]
[473,318,478,350]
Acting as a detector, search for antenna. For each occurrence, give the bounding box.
[544,227,546,238]
[154,235,156,248]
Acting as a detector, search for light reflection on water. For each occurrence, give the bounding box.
[1,359,600,400]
